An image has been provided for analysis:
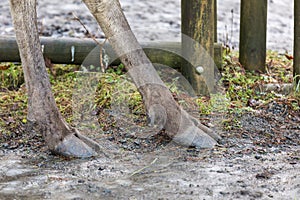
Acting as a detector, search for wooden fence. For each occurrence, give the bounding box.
[0,0,299,93]
[184,0,299,91]
[239,0,299,85]
[0,36,222,71]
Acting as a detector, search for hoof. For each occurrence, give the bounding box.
[54,134,97,158]
[173,125,217,148]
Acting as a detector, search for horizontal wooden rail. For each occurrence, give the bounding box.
[0,36,222,70]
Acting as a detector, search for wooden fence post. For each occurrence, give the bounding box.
[214,0,217,42]
[181,0,215,95]
[239,0,268,72]
[294,0,300,84]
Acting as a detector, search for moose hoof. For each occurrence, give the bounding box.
[173,125,217,148]
[54,134,97,158]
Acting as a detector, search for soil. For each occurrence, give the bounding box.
[0,97,299,200]
[0,0,299,199]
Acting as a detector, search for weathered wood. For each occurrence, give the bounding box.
[239,0,267,72]
[181,0,215,95]
[0,36,99,65]
[214,0,217,42]
[294,0,300,84]
[0,36,222,70]
[214,43,222,70]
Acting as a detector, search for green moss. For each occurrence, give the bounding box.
[221,50,296,106]
[94,72,144,114]
[0,63,24,89]
[0,51,299,140]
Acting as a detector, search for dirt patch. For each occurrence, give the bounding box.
[0,99,299,199]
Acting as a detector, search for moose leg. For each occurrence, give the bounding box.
[9,0,101,157]
[83,0,220,147]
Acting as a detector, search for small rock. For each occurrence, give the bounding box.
[78,179,85,184]
[256,171,272,179]
[102,188,112,195]
[87,184,100,193]
[119,139,127,144]
[134,139,141,146]
[255,155,262,160]
[2,143,9,148]
[98,166,105,171]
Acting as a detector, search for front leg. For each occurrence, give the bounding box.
[9,0,101,158]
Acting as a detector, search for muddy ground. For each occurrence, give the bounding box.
[0,99,299,199]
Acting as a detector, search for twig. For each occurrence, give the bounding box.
[99,39,108,73]
[72,12,108,72]
[130,158,158,177]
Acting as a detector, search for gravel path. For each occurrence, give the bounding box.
[0,0,294,52]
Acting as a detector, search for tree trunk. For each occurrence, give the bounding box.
[9,0,100,157]
[83,0,220,147]
[239,0,267,72]
[181,0,215,95]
